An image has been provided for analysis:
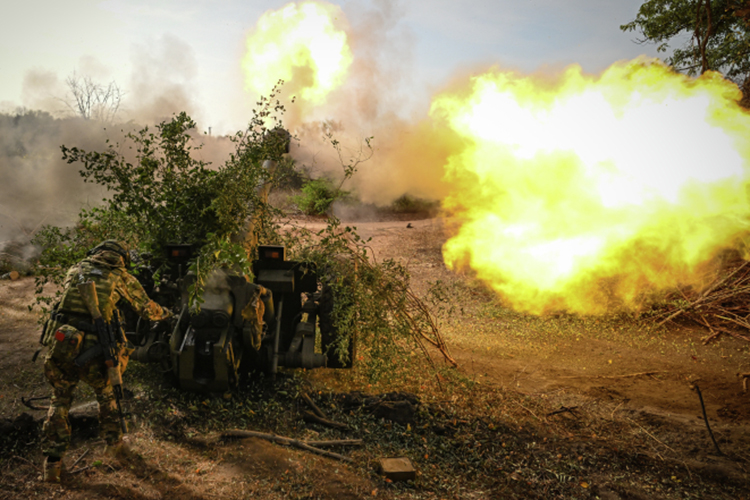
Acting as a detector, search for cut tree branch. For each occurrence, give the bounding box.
[221,430,354,462]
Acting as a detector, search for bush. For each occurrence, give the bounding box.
[272,156,306,190]
[390,194,440,214]
[32,86,291,310]
[282,219,454,379]
[292,178,347,215]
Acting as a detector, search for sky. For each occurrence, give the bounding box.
[0,0,668,133]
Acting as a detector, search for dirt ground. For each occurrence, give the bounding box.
[314,217,750,422]
[1,216,749,499]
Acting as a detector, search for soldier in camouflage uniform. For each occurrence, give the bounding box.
[40,240,172,482]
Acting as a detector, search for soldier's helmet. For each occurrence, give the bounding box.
[264,127,291,155]
[88,240,130,266]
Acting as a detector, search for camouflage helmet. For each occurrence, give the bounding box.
[263,127,291,155]
[88,240,130,265]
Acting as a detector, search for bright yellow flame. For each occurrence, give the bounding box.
[433,58,750,314]
[242,1,352,106]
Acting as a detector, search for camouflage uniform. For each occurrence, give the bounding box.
[41,242,171,462]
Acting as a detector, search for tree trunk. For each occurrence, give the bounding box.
[695,0,713,74]
[740,74,750,109]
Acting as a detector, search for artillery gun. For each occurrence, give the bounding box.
[122,128,352,392]
[125,243,351,393]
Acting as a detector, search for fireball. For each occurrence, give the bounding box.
[242,1,352,107]
[433,58,750,314]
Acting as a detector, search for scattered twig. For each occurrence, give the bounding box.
[514,401,542,421]
[610,402,625,421]
[693,384,724,456]
[560,371,665,380]
[221,430,353,463]
[657,261,749,326]
[305,439,362,447]
[714,317,750,341]
[70,448,89,470]
[699,316,722,344]
[11,455,37,470]
[301,410,349,430]
[740,373,750,393]
[598,371,665,380]
[300,392,327,420]
[627,418,676,453]
[547,406,579,418]
[651,258,750,344]
[70,465,94,475]
[695,317,750,343]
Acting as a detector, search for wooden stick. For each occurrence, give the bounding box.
[302,410,349,430]
[301,393,327,420]
[715,316,750,340]
[697,316,722,345]
[693,384,724,456]
[305,439,362,447]
[221,430,353,463]
[707,321,750,342]
[71,448,89,469]
[560,371,665,380]
[70,465,93,475]
[597,371,665,380]
[627,418,676,453]
[547,406,579,418]
[513,401,542,421]
[657,261,750,326]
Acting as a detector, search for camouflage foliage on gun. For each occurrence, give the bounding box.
[75,281,127,434]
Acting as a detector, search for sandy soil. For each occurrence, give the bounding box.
[312,216,750,425]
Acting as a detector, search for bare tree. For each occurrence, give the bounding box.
[64,73,123,123]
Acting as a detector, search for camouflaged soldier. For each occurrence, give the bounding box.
[40,240,172,482]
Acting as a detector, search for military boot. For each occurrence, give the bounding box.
[42,456,62,483]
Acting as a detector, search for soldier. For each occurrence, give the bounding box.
[40,240,172,482]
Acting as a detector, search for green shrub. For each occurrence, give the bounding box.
[32,86,290,311]
[292,178,347,215]
[272,156,306,190]
[391,194,440,214]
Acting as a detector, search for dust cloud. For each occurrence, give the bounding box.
[127,34,202,125]
[0,36,236,262]
[0,112,107,254]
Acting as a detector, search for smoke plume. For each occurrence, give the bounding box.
[0,34,238,262]
[260,0,453,206]
[0,112,107,252]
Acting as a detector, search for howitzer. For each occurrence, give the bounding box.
[75,281,127,434]
[127,244,353,393]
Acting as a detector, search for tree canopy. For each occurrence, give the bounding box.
[622,1,750,104]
